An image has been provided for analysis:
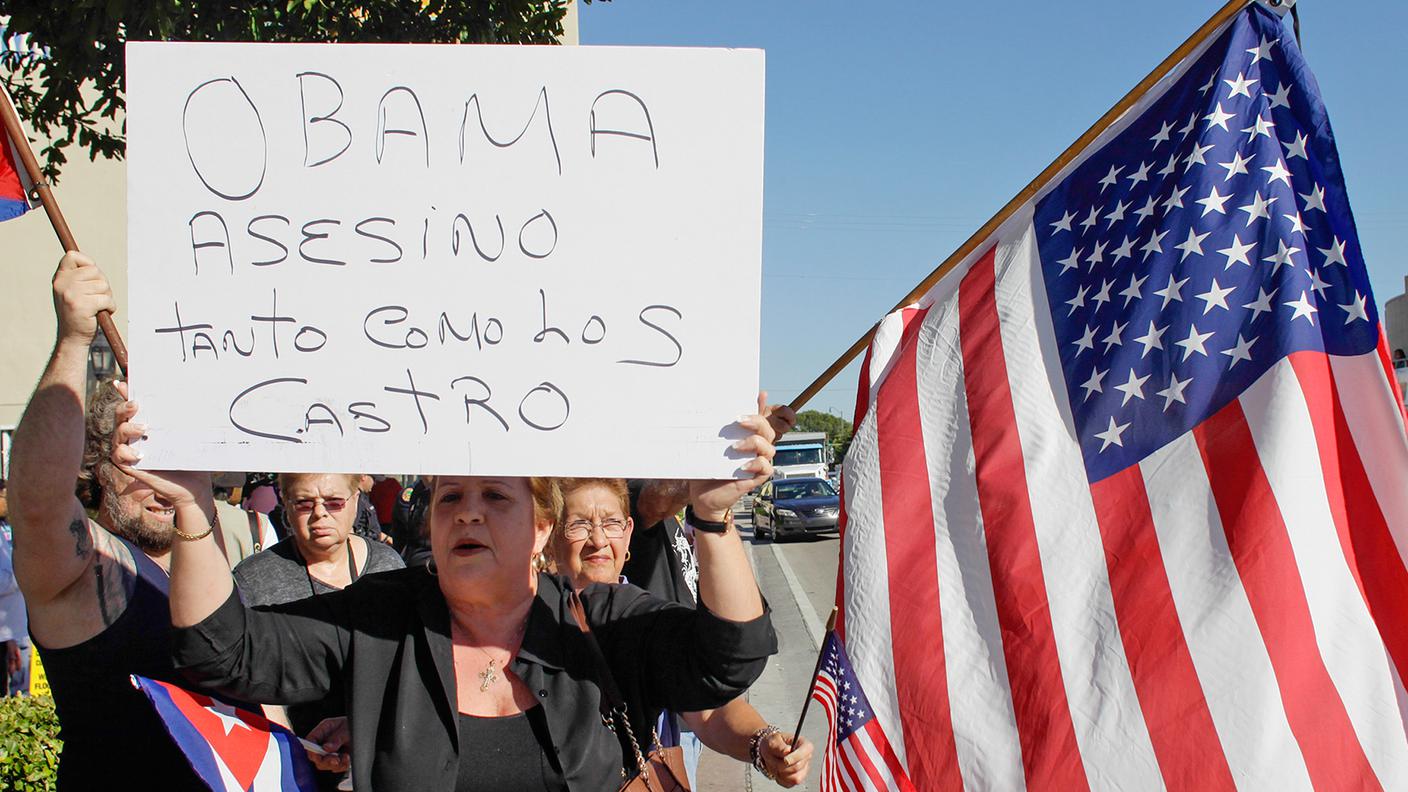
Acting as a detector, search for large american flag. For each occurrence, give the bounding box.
[837,4,1408,791]
[809,631,916,792]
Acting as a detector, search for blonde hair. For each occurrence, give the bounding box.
[277,472,361,497]
[425,476,562,527]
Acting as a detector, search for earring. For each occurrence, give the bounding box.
[624,551,632,563]
[532,552,549,573]
[425,558,438,577]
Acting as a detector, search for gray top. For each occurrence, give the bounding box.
[234,536,404,608]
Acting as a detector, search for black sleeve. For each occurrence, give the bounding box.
[171,587,351,706]
[583,582,776,714]
[352,495,381,539]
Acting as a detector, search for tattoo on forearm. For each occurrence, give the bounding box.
[69,517,92,558]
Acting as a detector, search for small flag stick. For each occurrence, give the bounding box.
[792,605,840,751]
[0,85,128,374]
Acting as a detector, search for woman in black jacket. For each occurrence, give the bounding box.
[110,397,779,791]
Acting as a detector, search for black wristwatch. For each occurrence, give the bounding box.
[685,506,733,534]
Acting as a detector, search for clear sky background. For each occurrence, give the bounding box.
[580,1,1407,421]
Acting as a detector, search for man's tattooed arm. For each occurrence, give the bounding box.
[23,504,140,646]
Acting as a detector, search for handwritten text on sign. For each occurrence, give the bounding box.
[125,43,763,478]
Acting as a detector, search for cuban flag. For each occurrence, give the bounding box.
[0,126,32,221]
[132,675,319,792]
[0,85,34,221]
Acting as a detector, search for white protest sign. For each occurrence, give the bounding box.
[125,42,763,478]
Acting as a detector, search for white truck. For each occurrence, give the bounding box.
[772,431,833,480]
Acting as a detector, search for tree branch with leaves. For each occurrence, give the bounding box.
[1,0,589,183]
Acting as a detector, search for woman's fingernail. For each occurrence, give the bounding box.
[731,439,748,450]
[736,414,753,423]
[135,451,143,460]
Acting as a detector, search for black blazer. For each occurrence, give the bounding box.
[173,567,776,790]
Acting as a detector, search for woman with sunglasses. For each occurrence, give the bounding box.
[235,474,404,609]
[231,472,403,783]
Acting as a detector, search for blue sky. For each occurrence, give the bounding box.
[580,1,1407,421]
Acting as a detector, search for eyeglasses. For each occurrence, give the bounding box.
[290,497,349,515]
[562,518,627,541]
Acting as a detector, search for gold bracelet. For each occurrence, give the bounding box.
[173,517,215,542]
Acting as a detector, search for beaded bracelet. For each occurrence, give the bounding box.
[749,725,782,778]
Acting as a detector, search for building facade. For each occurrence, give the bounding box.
[1386,276,1408,412]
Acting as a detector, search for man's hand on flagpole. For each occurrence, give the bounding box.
[764,401,798,438]
[51,252,116,349]
[761,731,813,787]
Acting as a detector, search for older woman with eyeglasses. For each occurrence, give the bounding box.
[110,394,779,792]
[551,478,813,788]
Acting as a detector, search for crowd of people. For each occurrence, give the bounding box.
[4,252,813,791]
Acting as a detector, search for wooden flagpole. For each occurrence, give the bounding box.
[791,605,840,751]
[0,87,129,375]
[788,0,1256,413]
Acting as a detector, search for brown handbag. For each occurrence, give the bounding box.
[566,592,692,792]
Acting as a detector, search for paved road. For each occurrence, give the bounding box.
[694,507,841,792]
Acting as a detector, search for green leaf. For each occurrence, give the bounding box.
[0,696,62,790]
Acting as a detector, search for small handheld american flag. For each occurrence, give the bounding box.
[808,631,916,792]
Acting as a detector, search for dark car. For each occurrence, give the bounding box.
[752,477,840,541]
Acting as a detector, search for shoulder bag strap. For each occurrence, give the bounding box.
[566,590,626,714]
[566,591,654,783]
